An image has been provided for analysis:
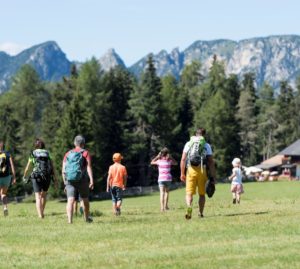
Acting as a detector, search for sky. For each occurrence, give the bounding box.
[1,0,300,66]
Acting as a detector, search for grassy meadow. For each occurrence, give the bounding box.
[1,181,300,269]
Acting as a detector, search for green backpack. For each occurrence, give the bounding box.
[188,136,207,167]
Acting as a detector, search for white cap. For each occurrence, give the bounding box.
[232,158,241,166]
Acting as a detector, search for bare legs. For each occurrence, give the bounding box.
[35,191,47,218]
[0,187,8,216]
[185,194,205,218]
[160,186,170,211]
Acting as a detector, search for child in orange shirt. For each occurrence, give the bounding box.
[106,153,128,216]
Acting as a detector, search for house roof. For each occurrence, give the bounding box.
[277,139,300,156]
[255,155,284,170]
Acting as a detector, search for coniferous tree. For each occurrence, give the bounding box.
[194,58,240,177]
[9,65,47,168]
[236,72,258,166]
[129,55,163,185]
[274,80,295,150]
[257,83,277,160]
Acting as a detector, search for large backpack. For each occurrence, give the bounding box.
[0,151,10,177]
[187,136,207,168]
[31,150,52,181]
[65,150,85,182]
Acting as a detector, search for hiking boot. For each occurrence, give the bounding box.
[233,198,236,204]
[185,207,192,220]
[86,216,93,223]
[3,208,8,217]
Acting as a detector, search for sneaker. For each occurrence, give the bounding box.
[198,212,204,218]
[185,207,192,220]
[85,216,93,223]
[3,208,8,217]
[233,198,236,204]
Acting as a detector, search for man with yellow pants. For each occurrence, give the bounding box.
[180,128,216,219]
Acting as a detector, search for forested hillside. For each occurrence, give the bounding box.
[0,55,299,197]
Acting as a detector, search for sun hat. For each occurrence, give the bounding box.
[232,157,241,166]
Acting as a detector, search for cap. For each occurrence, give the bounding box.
[232,158,241,166]
[113,153,123,162]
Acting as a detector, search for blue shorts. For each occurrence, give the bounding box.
[0,175,11,188]
[158,181,171,188]
[110,186,123,203]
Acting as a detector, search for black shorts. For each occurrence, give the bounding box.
[32,178,51,193]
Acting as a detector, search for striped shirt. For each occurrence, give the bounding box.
[156,159,172,182]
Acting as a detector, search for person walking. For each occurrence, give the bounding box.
[151,147,177,212]
[106,153,127,216]
[23,139,57,219]
[0,141,16,216]
[228,157,244,204]
[62,135,94,224]
[180,128,216,219]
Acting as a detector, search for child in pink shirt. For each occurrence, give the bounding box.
[151,148,177,211]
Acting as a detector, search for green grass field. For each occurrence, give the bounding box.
[1,181,300,269]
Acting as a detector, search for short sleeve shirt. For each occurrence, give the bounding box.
[63,148,91,170]
[108,162,127,188]
[152,159,172,182]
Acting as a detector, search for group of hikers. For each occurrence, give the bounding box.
[0,128,245,223]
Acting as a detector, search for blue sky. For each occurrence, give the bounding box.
[1,0,300,66]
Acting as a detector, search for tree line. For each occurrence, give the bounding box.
[0,55,299,197]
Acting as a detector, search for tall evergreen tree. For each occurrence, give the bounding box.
[257,83,277,160]
[128,55,163,185]
[236,72,258,166]
[274,80,295,151]
[194,58,240,176]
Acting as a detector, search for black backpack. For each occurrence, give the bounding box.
[31,150,52,181]
[0,151,10,177]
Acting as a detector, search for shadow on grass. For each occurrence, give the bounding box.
[223,211,269,217]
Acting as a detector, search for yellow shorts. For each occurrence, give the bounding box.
[186,166,208,195]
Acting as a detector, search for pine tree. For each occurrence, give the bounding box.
[257,83,277,160]
[194,58,241,176]
[236,73,258,166]
[274,80,295,150]
[128,55,163,185]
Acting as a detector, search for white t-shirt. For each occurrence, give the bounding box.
[231,167,242,185]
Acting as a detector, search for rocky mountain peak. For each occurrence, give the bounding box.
[99,48,126,71]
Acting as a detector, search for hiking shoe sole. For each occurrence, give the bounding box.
[185,207,192,220]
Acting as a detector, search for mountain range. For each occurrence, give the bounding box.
[1,35,300,93]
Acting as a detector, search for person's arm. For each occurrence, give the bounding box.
[123,167,128,190]
[62,160,66,184]
[23,160,31,179]
[150,153,161,165]
[123,174,128,190]
[228,168,237,181]
[207,155,216,183]
[9,156,16,184]
[180,152,187,182]
[86,158,94,190]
